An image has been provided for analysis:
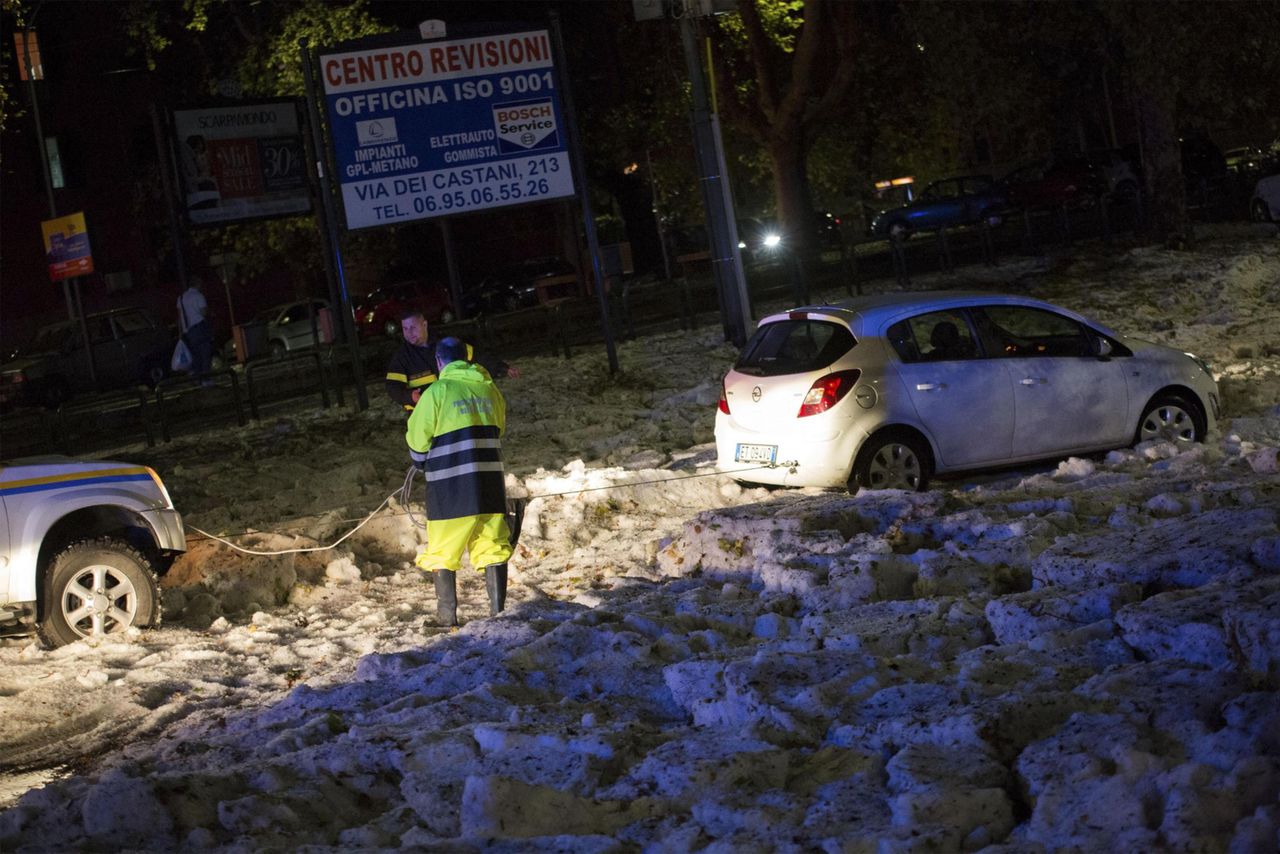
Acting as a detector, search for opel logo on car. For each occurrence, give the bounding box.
[751,386,762,402]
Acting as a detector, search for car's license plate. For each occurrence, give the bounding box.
[735,443,777,464]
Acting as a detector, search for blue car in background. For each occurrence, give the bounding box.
[868,174,1007,239]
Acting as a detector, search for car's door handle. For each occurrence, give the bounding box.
[1020,377,1047,385]
[915,382,947,391]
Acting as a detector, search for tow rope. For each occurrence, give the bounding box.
[187,461,790,556]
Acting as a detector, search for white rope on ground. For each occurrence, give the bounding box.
[183,463,788,555]
[187,492,397,556]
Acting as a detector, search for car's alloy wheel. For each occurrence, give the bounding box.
[140,359,166,387]
[40,538,161,647]
[439,309,456,324]
[384,319,400,338]
[270,341,287,360]
[1252,199,1273,223]
[854,434,930,492]
[1136,395,1203,445]
[888,222,909,241]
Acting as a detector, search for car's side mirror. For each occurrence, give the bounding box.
[1093,337,1113,359]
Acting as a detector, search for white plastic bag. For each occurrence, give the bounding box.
[171,338,193,373]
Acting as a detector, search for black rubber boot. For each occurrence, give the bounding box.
[434,570,458,626]
[484,564,508,616]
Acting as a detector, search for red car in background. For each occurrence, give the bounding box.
[1002,158,1108,211]
[353,281,455,338]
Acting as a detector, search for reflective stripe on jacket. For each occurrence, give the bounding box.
[406,360,507,520]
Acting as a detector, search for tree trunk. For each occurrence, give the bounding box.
[1133,81,1191,247]
[769,132,814,260]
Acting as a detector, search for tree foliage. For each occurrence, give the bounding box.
[0,0,32,140]
[115,0,393,287]
[709,0,859,252]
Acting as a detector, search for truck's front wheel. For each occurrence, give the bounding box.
[39,538,162,647]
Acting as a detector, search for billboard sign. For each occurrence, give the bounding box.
[41,212,94,281]
[171,100,311,225]
[319,29,576,230]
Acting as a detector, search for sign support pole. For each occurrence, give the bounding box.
[300,40,368,410]
[550,10,618,375]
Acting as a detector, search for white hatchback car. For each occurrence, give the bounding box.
[0,458,185,646]
[716,292,1220,491]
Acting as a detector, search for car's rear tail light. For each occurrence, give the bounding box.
[797,370,860,417]
[718,380,730,414]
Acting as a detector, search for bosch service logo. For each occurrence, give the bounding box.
[492,99,559,154]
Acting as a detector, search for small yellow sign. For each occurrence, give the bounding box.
[41,212,94,282]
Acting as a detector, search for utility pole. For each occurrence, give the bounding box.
[634,0,749,343]
[21,16,96,382]
[300,40,369,410]
[675,5,751,345]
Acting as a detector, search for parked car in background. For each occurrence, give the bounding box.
[736,218,778,264]
[0,308,175,409]
[715,291,1219,491]
[1082,149,1142,202]
[462,257,576,316]
[0,456,185,647]
[353,281,454,338]
[248,299,332,359]
[1180,132,1228,193]
[1225,145,1268,176]
[1002,158,1106,210]
[746,212,844,253]
[867,175,1007,239]
[1251,174,1280,222]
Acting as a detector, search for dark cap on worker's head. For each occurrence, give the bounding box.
[435,336,468,367]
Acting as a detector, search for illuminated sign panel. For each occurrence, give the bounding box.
[171,101,311,226]
[319,30,575,230]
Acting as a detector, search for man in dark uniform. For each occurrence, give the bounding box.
[385,310,518,412]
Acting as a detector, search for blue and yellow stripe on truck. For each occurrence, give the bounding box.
[0,466,154,497]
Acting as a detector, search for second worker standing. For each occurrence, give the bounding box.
[385,308,518,413]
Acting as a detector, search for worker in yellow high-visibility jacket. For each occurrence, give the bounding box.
[406,336,512,625]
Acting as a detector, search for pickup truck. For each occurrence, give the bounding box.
[0,457,185,647]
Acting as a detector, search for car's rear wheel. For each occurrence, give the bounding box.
[439,308,456,324]
[139,358,166,387]
[270,340,287,360]
[853,432,931,492]
[1252,199,1273,223]
[39,538,161,648]
[888,222,909,241]
[384,319,400,338]
[1135,393,1205,446]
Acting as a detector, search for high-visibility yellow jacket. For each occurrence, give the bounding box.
[406,360,507,520]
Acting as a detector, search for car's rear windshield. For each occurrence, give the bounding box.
[735,319,856,376]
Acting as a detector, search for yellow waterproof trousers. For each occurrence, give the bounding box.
[416,513,513,573]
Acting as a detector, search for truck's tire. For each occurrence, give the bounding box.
[39,538,162,648]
